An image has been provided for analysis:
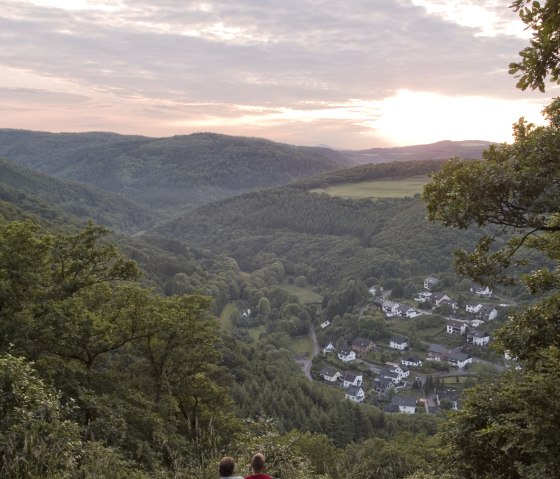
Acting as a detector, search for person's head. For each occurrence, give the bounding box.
[250,453,266,473]
[219,456,236,477]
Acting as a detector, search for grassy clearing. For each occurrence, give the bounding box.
[311,176,430,199]
[280,284,322,304]
[219,303,236,332]
[289,334,314,356]
[248,325,265,342]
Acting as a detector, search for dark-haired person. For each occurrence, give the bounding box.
[219,456,243,479]
[245,453,272,479]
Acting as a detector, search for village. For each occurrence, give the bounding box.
[313,276,510,414]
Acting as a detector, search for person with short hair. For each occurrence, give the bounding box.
[219,456,243,479]
[245,453,272,479]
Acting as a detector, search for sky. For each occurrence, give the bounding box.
[0,0,558,149]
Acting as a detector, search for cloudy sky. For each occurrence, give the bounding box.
[1,0,557,148]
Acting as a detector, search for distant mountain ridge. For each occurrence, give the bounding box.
[0,129,495,222]
[345,140,493,164]
[0,129,350,215]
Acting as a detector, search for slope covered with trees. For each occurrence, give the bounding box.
[0,157,154,233]
[0,130,350,215]
[149,186,481,289]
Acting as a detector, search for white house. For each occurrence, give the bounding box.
[323,342,335,354]
[320,320,331,329]
[345,385,365,403]
[446,319,467,335]
[432,293,458,312]
[390,364,410,380]
[466,302,483,314]
[379,368,402,384]
[401,355,423,368]
[391,396,417,414]
[427,344,448,362]
[414,291,432,303]
[338,348,356,362]
[467,330,490,346]
[448,351,472,368]
[319,367,341,382]
[471,284,493,297]
[342,371,363,388]
[396,304,421,318]
[478,305,498,321]
[382,300,399,318]
[389,335,409,350]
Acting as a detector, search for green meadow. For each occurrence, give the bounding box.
[311,176,430,199]
[280,284,323,304]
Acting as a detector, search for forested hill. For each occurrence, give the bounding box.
[0,157,154,232]
[148,187,481,286]
[0,129,350,215]
[293,158,449,189]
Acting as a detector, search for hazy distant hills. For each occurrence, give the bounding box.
[346,140,493,164]
[0,157,154,232]
[0,129,350,214]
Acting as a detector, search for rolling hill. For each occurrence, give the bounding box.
[0,157,154,233]
[0,129,351,215]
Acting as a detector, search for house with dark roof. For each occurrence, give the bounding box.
[478,305,498,321]
[446,319,467,335]
[319,366,341,383]
[389,396,417,414]
[338,348,356,362]
[374,377,395,396]
[345,385,365,403]
[342,371,363,388]
[351,337,375,354]
[427,344,448,362]
[448,351,472,368]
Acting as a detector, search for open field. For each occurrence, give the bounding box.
[289,333,314,356]
[311,176,430,199]
[280,284,322,304]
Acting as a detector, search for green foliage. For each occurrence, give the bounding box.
[0,354,81,479]
[150,188,479,290]
[422,8,560,471]
[0,157,154,233]
[0,220,238,477]
[293,159,448,190]
[509,0,560,92]
[423,101,560,288]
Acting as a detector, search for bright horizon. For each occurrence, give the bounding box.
[1,0,557,149]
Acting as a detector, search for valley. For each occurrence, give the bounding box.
[0,130,551,479]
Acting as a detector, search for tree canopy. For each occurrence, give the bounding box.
[421,3,560,476]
